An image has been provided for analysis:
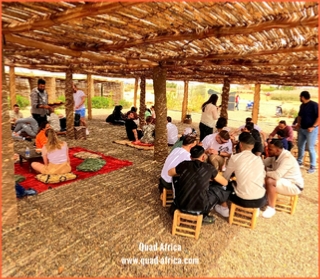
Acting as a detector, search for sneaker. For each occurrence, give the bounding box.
[215,204,229,218]
[262,206,276,218]
[307,167,316,174]
[202,215,215,225]
[297,161,303,168]
[86,129,89,135]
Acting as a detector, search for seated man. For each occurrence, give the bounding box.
[168,145,230,223]
[262,139,304,218]
[106,105,126,125]
[240,122,263,156]
[125,111,143,142]
[238,117,266,143]
[201,130,233,171]
[276,129,289,150]
[159,135,197,193]
[170,127,196,153]
[140,116,155,144]
[223,132,266,209]
[10,104,23,130]
[47,107,62,133]
[269,120,293,151]
[12,117,38,141]
[167,116,178,146]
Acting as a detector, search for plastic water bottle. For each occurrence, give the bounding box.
[25,147,30,158]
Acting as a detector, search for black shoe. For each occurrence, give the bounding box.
[202,215,215,225]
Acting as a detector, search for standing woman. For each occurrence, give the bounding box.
[199,94,220,141]
[31,128,71,174]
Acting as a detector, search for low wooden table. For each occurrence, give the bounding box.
[18,150,43,172]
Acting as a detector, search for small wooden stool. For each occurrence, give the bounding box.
[275,193,299,215]
[160,188,173,207]
[172,210,203,240]
[229,203,259,229]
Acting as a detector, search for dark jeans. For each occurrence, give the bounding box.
[229,191,267,208]
[32,114,47,127]
[288,141,293,151]
[158,177,172,194]
[199,122,213,142]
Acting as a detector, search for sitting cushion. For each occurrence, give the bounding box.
[76,158,106,172]
[36,173,77,184]
[74,151,102,160]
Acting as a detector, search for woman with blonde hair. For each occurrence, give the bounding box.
[31,128,71,174]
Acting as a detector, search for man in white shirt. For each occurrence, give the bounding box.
[222,132,266,217]
[159,135,197,193]
[262,139,304,218]
[9,104,23,130]
[166,116,178,145]
[201,130,233,171]
[73,82,88,135]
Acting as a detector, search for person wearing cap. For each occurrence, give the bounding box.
[168,145,230,224]
[159,135,197,193]
[262,139,304,218]
[166,116,178,146]
[223,132,266,217]
[201,130,233,171]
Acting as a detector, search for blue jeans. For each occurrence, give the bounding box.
[297,127,318,167]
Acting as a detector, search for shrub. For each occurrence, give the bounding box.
[118,99,131,109]
[15,95,30,108]
[91,97,114,109]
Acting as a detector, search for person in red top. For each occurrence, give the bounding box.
[268,120,294,151]
[35,121,51,149]
[235,95,240,111]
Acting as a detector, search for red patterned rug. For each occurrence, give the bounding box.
[15,147,133,193]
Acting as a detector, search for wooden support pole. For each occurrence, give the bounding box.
[181,81,188,122]
[252,84,261,124]
[46,77,56,104]
[153,66,168,162]
[1,42,17,226]
[139,76,146,128]
[220,77,230,119]
[87,74,93,120]
[65,70,75,139]
[9,66,16,108]
[133,77,139,107]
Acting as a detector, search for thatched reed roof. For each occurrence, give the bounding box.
[2,1,318,86]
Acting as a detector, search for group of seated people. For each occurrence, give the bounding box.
[10,104,67,143]
[159,116,303,223]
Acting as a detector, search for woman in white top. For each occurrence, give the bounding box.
[199,94,220,141]
[31,128,71,174]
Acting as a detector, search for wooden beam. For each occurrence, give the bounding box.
[87,74,93,120]
[1,41,17,226]
[133,77,139,107]
[5,34,158,66]
[181,81,188,122]
[153,66,168,162]
[57,17,318,52]
[2,2,142,34]
[65,70,74,139]
[9,66,16,107]
[252,84,261,124]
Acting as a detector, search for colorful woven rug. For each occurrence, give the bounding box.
[14,147,133,193]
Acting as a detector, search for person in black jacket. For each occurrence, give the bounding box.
[106,105,126,125]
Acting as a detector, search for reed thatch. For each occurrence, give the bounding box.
[2,2,318,86]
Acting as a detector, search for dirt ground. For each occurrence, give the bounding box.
[2,105,318,277]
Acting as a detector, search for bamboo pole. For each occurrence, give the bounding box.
[87,74,93,120]
[252,84,261,124]
[153,66,168,162]
[133,77,139,107]
[65,70,75,139]
[1,41,17,226]
[9,66,16,108]
[181,81,188,122]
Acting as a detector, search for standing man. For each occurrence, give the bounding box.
[296,91,318,174]
[269,120,294,151]
[73,82,88,135]
[9,104,23,130]
[30,78,50,126]
[235,95,240,111]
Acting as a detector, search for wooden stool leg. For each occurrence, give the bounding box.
[291,195,298,215]
[162,188,167,207]
[172,210,178,236]
[229,203,236,225]
[194,215,203,240]
[251,208,259,229]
